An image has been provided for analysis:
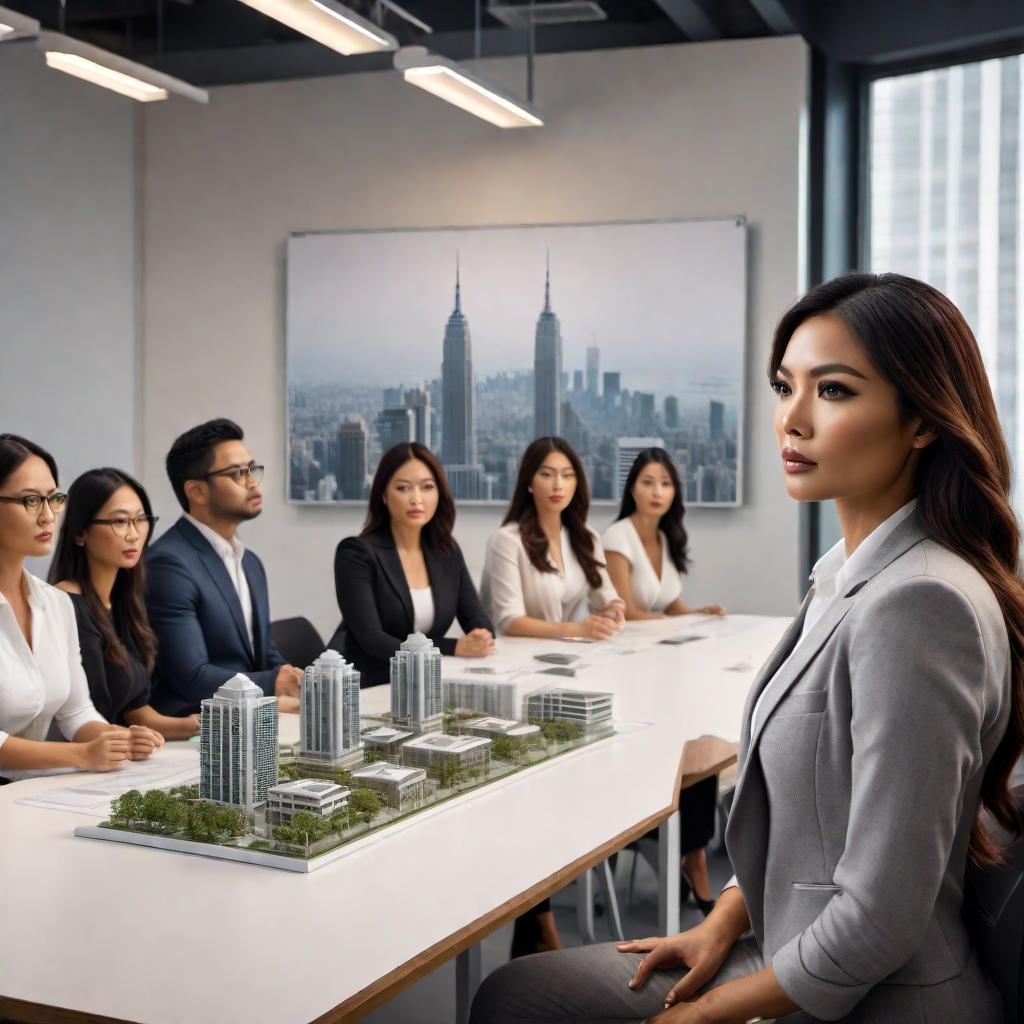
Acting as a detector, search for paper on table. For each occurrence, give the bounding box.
[15,743,200,817]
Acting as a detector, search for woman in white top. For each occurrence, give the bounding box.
[603,447,725,916]
[0,435,162,782]
[482,437,625,640]
[603,447,724,619]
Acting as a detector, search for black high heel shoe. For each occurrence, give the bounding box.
[680,871,716,917]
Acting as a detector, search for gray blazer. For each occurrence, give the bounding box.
[725,512,1010,1022]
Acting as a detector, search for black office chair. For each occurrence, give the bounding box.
[964,788,1024,1024]
[270,617,326,670]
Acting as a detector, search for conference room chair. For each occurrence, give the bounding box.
[966,787,1024,1023]
[270,616,326,671]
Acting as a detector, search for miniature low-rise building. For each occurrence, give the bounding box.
[460,717,541,746]
[351,762,428,810]
[525,688,613,731]
[399,733,492,772]
[266,779,350,827]
[443,670,536,720]
[361,725,415,760]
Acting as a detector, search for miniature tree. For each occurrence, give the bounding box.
[111,789,144,828]
[490,737,521,763]
[142,789,172,829]
[165,800,189,833]
[348,789,381,824]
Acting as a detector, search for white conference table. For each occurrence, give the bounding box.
[0,613,788,1024]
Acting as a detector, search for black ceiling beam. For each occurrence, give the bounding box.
[778,0,1024,65]
[648,0,721,41]
[155,19,682,85]
[746,0,796,36]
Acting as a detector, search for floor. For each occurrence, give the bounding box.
[362,841,736,1023]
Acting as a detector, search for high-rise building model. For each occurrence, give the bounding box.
[300,649,362,770]
[200,673,279,814]
[390,632,443,732]
[534,255,562,438]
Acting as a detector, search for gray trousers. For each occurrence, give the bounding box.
[469,935,791,1024]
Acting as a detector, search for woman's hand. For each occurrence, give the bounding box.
[598,600,627,626]
[697,604,726,617]
[77,727,132,771]
[643,1001,716,1023]
[455,629,495,658]
[576,614,620,640]
[127,724,164,761]
[619,919,735,1009]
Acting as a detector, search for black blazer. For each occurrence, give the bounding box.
[334,527,494,686]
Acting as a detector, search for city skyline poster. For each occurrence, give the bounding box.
[287,217,747,508]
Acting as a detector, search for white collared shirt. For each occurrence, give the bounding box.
[0,572,106,779]
[750,499,918,734]
[184,513,254,650]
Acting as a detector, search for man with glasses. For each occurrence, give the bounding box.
[146,418,303,715]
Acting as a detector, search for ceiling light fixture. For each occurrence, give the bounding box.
[39,31,208,103]
[0,4,39,41]
[236,0,398,55]
[394,46,542,129]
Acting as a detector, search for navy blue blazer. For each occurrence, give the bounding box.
[147,517,285,715]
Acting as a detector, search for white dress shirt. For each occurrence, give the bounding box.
[0,572,106,779]
[601,518,683,613]
[185,513,254,650]
[410,587,435,634]
[481,522,621,635]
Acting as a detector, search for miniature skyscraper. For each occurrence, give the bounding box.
[390,632,443,733]
[200,673,279,814]
[300,649,362,770]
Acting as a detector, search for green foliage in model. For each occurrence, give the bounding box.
[348,788,382,823]
[532,719,583,743]
[108,788,245,842]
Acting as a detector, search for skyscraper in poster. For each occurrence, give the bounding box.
[533,256,562,438]
[440,259,481,498]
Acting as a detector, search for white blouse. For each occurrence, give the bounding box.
[601,518,683,614]
[0,572,106,779]
[410,586,435,634]
[480,522,621,635]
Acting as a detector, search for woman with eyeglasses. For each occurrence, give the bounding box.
[0,436,158,783]
[51,469,198,740]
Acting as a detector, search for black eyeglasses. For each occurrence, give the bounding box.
[92,514,160,538]
[0,493,68,514]
[202,463,265,486]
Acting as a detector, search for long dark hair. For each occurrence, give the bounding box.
[0,434,58,490]
[616,447,690,573]
[49,469,158,673]
[770,272,1024,864]
[362,443,456,556]
[503,437,604,589]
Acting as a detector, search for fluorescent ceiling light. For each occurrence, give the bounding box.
[236,0,397,55]
[394,47,543,129]
[45,52,169,101]
[38,31,208,103]
[0,5,40,41]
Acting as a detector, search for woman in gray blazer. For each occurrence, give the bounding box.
[470,273,1024,1024]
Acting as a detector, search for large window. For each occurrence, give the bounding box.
[868,55,1024,505]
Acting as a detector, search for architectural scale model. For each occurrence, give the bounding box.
[299,649,362,771]
[75,636,618,873]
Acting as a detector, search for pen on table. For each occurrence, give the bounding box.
[558,636,595,643]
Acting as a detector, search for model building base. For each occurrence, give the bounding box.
[74,718,618,873]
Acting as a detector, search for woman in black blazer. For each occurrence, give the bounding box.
[334,442,495,686]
